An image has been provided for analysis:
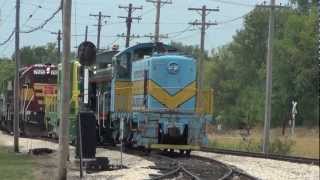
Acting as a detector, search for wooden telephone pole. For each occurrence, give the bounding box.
[262,0,276,154]
[13,0,21,153]
[89,12,110,51]
[57,0,72,179]
[118,3,142,47]
[188,5,219,112]
[146,0,172,43]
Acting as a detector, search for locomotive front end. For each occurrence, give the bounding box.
[131,54,212,152]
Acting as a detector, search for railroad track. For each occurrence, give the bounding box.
[148,151,257,180]
[201,147,320,166]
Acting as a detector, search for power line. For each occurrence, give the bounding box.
[20,4,61,33]
[166,25,196,39]
[189,5,219,115]
[22,4,43,26]
[118,3,143,47]
[0,31,15,46]
[206,0,256,7]
[0,36,14,56]
[216,12,249,25]
[89,11,111,50]
[146,0,172,43]
[170,30,198,41]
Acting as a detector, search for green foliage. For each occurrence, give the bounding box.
[17,42,60,66]
[170,41,209,61]
[173,4,318,128]
[213,5,318,128]
[209,138,294,155]
[0,60,15,93]
[238,139,261,152]
[269,138,295,155]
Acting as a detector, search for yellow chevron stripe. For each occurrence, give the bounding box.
[148,81,196,109]
[118,80,212,112]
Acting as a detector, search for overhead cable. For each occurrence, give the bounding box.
[20,4,61,33]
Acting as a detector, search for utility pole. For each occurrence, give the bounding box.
[51,30,62,58]
[188,5,219,52]
[188,5,219,113]
[57,0,72,179]
[13,0,20,153]
[146,0,172,43]
[90,12,110,51]
[262,0,276,154]
[85,25,88,41]
[118,3,142,47]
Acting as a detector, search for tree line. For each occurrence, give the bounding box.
[172,0,318,129]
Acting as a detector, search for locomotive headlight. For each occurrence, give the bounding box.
[168,62,179,74]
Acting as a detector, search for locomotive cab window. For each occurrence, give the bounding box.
[114,52,131,79]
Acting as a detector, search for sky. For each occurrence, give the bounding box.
[0,0,289,58]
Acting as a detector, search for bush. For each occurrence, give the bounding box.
[269,138,295,155]
[238,139,261,152]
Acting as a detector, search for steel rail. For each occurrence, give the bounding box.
[201,147,320,166]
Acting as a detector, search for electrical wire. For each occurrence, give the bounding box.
[206,0,256,7]
[216,12,249,25]
[0,31,15,46]
[0,37,14,56]
[20,3,61,33]
[22,4,43,27]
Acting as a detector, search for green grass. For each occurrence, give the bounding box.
[0,147,35,180]
[207,128,320,158]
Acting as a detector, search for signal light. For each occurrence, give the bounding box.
[78,41,97,66]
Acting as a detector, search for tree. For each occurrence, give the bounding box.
[204,3,318,128]
[0,59,15,93]
[16,43,60,66]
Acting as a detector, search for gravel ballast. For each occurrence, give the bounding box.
[193,151,319,180]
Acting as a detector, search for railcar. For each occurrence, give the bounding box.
[95,42,213,154]
[0,64,58,136]
[47,61,81,142]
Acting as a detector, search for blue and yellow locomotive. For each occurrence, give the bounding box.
[105,42,213,153]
